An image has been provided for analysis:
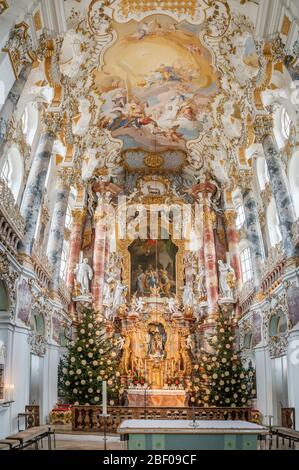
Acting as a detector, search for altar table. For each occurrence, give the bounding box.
[118,419,268,450]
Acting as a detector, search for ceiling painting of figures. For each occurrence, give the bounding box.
[93,15,220,152]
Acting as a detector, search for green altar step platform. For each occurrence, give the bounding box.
[118,419,268,450]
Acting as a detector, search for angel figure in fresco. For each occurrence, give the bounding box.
[218,260,236,298]
[112,280,127,309]
[74,258,93,295]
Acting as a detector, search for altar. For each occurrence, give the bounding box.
[118,420,268,450]
[127,389,186,407]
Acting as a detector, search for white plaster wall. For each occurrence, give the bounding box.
[286,326,299,430]
[0,321,60,438]
[0,322,30,438]
[254,344,274,425]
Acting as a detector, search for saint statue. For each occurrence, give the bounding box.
[218,260,236,298]
[182,282,194,307]
[112,279,127,309]
[74,258,93,295]
[103,277,113,306]
[147,324,166,358]
[196,266,206,299]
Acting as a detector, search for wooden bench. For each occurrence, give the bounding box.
[271,426,299,449]
[0,443,10,450]
[6,426,56,450]
[0,439,21,450]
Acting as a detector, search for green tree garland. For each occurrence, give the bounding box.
[189,314,256,407]
[58,307,122,405]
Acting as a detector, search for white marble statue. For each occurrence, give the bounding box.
[167,297,178,314]
[75,258,93,295]
[135,297,144,313]
[182,282,194,307]
[186,334,193,350]
[112,280,127,309]
[218,260,235,298]
[196,266,206,298]
[103,278,113,306]
[117,336,125,350]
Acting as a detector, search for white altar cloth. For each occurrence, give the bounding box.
[118,420,268,435]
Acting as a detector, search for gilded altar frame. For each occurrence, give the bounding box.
[116,199,191,299]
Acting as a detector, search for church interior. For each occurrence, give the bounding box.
[0,0,299,453]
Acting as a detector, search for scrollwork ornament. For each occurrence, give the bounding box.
[253,115,273,143]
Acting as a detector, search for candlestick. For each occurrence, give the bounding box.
[102,380,107,415]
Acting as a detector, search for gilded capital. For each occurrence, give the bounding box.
[253,115,273,143]
[238,168,254,192]
[56,167,73,188]
[224,209,237,227]
[71,208,87,224]
[41,111,64,136]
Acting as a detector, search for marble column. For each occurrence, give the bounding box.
[262,134,297,258]
[241,172,264,287]
[195,194,205,268]
[93,206,107,311]
[66,209,86,291]
[224,209,242,291]
[47,169,72,290]
[202,191,218,316]
[19,112,62,256]
[0,63,31,155]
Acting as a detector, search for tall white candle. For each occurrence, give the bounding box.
[102,380,107,415]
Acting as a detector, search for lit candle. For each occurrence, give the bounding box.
[9,384,14,402]
[102,380,107,415]
[4,384,9,401]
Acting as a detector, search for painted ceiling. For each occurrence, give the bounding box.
[33,0,270,181]
[93,17,220,152]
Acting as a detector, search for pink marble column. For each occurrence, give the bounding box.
[203,194,219,316]
[224,209,242,291]
[66,209,86,291]
[195,194,205,268]
[93,213,106,311]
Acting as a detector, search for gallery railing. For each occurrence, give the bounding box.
[72,406,255,432]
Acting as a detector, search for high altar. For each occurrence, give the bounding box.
[71,172,238,407]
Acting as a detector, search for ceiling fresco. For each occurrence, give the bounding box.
[28,0,276,183]
[93,17,220,151]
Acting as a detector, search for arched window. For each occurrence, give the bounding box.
[267,198,282,247]
[65,204,73,230]
[281,108,291,140]
[240,247,253,283]
[0,147,24,202]
[256,156,269,191]
[0,281,10,311]
[21,101,39,146]
[235,203,246,229]
[288,151,299,218]
[243,332,253,350]
[33,313,45,336]
[60,246,68,280]
[269,310,288,337]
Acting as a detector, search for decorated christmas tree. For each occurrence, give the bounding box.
[58,307,122,405]
[189,313,256,407]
